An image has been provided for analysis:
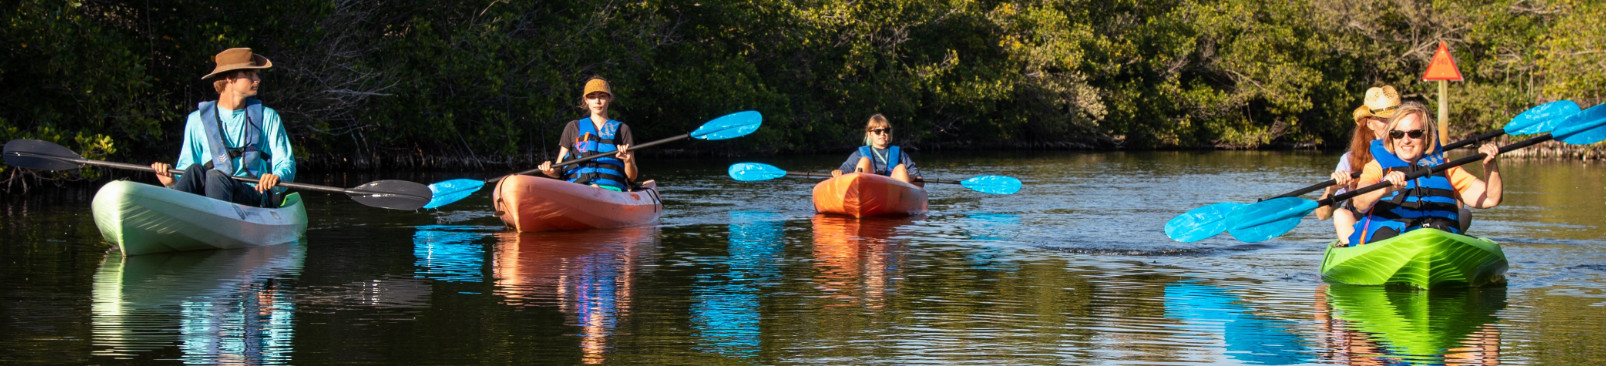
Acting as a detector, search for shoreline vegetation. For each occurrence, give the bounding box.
[2,1,1603,191]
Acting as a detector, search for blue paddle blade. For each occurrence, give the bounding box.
[959,175,1021,195]
[1555,102,1606,145]
[423,178,487,209]
[690,111,763,141]
[727,162,787,182]
[1226,197,1319,243]
[1165,202,1245,242]
[1506,100,1579,135]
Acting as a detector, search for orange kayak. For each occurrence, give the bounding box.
[812,173,928,218]
[492,175,662,232]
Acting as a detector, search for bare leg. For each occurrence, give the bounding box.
[890,165,911,183]
[1333,208,1356,245]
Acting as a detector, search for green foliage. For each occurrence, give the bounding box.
[1,0,1599,175]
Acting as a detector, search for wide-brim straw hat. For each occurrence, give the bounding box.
[583,78,612,97]
[201,48,272,80]
[1353,85,1401,125]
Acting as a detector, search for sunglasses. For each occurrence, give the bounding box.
[1389,129,1425,139]
[868,128,891,135]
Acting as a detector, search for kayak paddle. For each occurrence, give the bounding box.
[1164,100,1582,242]
[1224,102,1606,243]
[2,139,433,210]
[425,110,763,209]
[727,162,1022,195]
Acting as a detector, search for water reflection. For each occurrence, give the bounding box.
[413,225,492,284]
[490,227,659,364]
[1163,282,1313,364]
[690,211,787,359]
[92,244,305,364]
[1316,284,1506,364]
[810,215,911,310]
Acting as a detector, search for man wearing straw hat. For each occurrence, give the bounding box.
[150,47,296,208]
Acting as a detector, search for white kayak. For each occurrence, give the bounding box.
[91,180,308,256]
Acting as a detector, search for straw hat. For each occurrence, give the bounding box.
[583,78,612,97]
[201,48,272,80]
[1353,85,1401,125]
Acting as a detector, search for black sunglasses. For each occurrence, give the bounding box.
[1389,129,1425,139]
[868,128,891,134]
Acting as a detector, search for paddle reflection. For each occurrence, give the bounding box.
[413,225,492,284]
[1315,284,1506,365]
[490,226,659,364]
[92,244,304,364]
[1163,282,1313,365]
[690,211,787,359]
[810,215,911,310]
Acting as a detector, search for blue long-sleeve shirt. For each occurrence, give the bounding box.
[173,104,296,189]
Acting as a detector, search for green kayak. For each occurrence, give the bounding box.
[1321,228,1508,289]
[91,180,308,256]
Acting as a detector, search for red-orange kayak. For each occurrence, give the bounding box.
[492,175,661,232]
[812,173,928,218]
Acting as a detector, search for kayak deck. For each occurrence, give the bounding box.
[1320,228,1508,289]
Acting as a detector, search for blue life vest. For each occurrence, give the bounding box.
[563,119,630,191]
[1348,164,1461,245]
[197,98,269,177]
[857,145,902,176]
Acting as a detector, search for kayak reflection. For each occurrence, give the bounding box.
[810,215,912,310]
[91,244,305,363]
[1316,284,1506,364]
[1163,282,1313,365]
[490,226,660,364]
[691,211,788,359]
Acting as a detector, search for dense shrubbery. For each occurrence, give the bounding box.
[2,0,1601,173]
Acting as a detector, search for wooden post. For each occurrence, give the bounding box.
[1438,80,1449,146]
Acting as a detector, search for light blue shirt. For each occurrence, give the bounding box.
[174,105,296,189]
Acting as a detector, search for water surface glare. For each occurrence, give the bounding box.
[1,151,1603,364]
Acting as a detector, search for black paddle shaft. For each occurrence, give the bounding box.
[784,170,954,184]
[1317,133,1549,208]
[1266,129,1507,200]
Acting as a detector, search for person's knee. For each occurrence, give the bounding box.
[1459,207,1473,232]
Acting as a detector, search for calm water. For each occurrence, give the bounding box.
[2,151,1603,364]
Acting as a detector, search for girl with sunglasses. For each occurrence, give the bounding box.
[1346,101,1502,245]
[831,114,921,184]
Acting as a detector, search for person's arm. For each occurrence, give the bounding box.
[155,112,205,187]
[1349,163,1393,213]
[540,122,577,178]
[901,153,920,180]
[258,107,295,192]
[615,124,637,183]
[1454,143,1502,208]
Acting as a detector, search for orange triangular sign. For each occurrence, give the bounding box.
[1423,41,1464,81]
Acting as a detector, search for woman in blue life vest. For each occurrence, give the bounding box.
[537,77,637,191]
[150,47,296,208]
[830,114,921,184]
[1347,101,1502,246]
